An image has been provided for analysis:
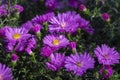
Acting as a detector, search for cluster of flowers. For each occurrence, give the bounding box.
[0,4,23,17]
[0,1,115,80]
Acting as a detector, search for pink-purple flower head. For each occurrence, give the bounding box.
[94,44,120,65]
[41,46,52,57]
[99,65,114,80]
[32,12,55,25]
[101,13,110,22]
[49,11,80,33]
[0,63,13,80]
[4,26,30,42]
[11,53,19,63]
[46,53,65,71]
[43,34,69,50]
[65,52,95,76]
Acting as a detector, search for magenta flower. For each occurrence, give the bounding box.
[49,11,80,33]
[31,24,42,34]
[99,65,114,80]
[79,4,87,12]
[94,44,120,65]
[11,53,19,63]
[0,63,13,80]
[43,34,69,50]
[101,13,110,22]
[65,53,95,76]
[41,46,52,57]
[46,53,65,71]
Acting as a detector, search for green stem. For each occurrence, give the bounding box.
[67,33,72,41]
[31,53,37,63]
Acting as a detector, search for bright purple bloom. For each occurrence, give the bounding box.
[43,34,69,50]
[32,12,55,24]
[65,53,95,76]
[13,4,24,14]
[45,0,58,9]
[102,13,110,22]
[4,27,30,42]
[99,65,114,80]
[11,53,19,62]
[94,44,120,65]
[49,11,80,33]
[79,4,87,12]
[0,63,13,80]
[46,53,65,71]
[41,46,52,57]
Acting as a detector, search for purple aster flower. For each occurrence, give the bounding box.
[41,46,52,57]
[49,11,80,33]
[99,65,114,80]
[4,26,30,42]
[32,12,55,25]
[11,53,19,63]
[94,44,120,65]
[0,63,13,80]
[65,52,95,76]
[79,18,94,34]
[43,34,69,50]
[13,4,24,14]
[46,53,65,71]
[45,0,58,10]
[102,13,110,22]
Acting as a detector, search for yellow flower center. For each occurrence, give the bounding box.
[76,62,82,67]
[0,75,2,80]
[13,33,21,39]
[53,39,60,45]
[61,22,66,28]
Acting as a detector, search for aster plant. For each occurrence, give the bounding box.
[65,53,95,76]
